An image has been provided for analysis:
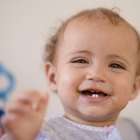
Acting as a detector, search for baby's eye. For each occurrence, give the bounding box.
[72,58,89,64]
[108,63,125,69]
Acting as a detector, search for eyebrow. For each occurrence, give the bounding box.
[70,50,92,55]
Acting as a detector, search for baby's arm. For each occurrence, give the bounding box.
[2,90,48,140]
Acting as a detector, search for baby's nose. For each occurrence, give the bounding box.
[86,65,106,82]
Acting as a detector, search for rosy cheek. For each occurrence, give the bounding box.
[62,75,71,83]
[115,81,132,97]
[58,70,72,85]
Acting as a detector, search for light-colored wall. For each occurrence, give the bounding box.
[1,0,140,125]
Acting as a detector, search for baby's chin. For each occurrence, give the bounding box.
[66,108,117,126]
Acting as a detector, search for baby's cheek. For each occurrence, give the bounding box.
[60,73,71,84]
[115,80,134,100]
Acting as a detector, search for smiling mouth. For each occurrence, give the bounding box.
[80,89,108,98]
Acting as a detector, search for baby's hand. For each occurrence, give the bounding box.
[2,90,48,140]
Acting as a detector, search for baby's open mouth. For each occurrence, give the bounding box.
[80,89,108,98]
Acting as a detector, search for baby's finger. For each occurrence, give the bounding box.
[9,90,40,102]
[36,93,49,114]
[6,92,34,110]
[6,101,32,114]
[6,95,33,114]
[5,90,43,115]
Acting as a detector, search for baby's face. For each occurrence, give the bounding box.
[49,20,140,126]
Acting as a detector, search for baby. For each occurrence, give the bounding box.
[2,7,140,140]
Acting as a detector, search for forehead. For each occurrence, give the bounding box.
[61,19,138,48]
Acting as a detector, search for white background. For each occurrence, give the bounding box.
[0,0,140,126]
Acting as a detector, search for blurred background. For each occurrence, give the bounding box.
[0,0,140,126]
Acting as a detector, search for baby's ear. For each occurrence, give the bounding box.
[130,75,140,100]
[45,62,57,91]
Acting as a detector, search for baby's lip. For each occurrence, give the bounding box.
[79,88,111,97]
[79,81,111,97]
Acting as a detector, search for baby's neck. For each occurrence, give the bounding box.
[64,113,117,127]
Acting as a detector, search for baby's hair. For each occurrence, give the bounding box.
[44,7,140,75]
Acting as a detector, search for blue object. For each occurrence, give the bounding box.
[0,63,15,117]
